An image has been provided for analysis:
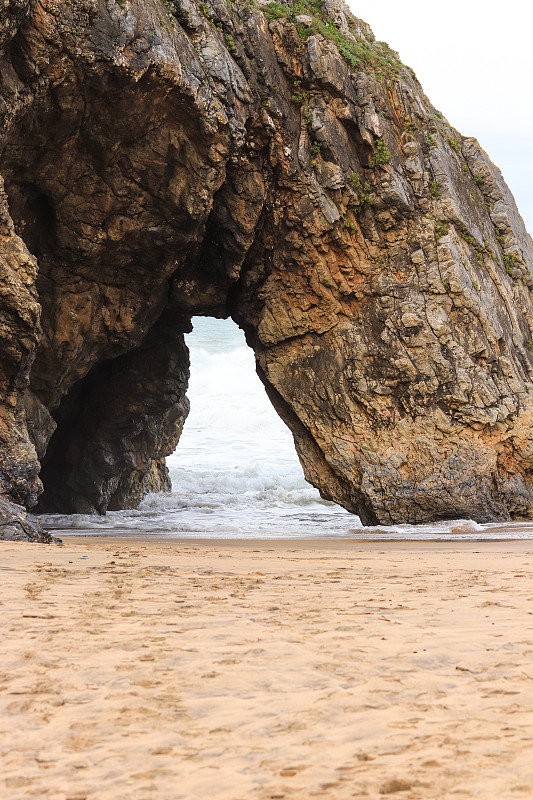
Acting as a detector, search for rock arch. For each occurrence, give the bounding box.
[2,0,533,539]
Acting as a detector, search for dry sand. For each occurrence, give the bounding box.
[1,537,533,799]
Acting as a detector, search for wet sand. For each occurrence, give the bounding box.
[2,537,533,799]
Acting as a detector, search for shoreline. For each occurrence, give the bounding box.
[46,533,533,552]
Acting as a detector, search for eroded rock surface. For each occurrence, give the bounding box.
[1,0,533,535]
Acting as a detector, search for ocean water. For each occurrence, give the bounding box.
[42,317,533,540]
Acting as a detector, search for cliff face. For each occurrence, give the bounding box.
[2,0,533,538]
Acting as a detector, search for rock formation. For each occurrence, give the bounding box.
[1,0,533,539]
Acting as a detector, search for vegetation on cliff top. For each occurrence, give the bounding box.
[262,0,403,79]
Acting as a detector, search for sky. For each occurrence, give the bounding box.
[348,0,533,234]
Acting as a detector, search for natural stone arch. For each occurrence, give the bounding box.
[2,0,533,539]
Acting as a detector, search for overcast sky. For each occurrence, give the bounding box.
[349,0,533,234]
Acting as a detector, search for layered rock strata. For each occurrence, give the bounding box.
[1,0,533,537]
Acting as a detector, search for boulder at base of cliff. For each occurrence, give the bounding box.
[0,498,52,542]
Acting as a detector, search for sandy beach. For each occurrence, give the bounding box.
[2,537,533,799]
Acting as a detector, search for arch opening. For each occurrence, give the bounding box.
[164,316,351,537]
